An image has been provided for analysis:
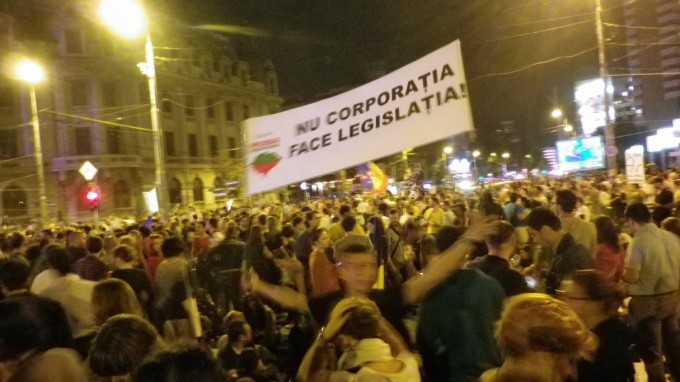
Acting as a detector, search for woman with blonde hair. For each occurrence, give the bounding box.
[480,293,597,382]
[92,279,144,326]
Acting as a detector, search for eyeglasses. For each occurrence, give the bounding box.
[555,289,593,301]
[336,261,378,271]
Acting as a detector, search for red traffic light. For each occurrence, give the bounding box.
[86,190,99,202]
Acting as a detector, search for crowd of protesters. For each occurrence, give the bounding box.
[4,168,680,381]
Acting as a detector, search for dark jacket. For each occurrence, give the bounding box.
[468,255,530,297]
[545,233,596,295]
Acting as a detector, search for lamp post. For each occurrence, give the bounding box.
[15,60,48,224]
[99,0,167,220]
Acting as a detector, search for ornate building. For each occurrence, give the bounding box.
[0,2,283,223]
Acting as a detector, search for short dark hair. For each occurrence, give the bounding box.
[161,237,185,258]
[486,221,516,249]
[339,204,351,216]
[625,203,652,224]
[226,320,249,343]
[9,232,24,250]
[555,189,578,214]
[89,314,159,377]
[310,228,326,245]
[0,261,30,291]
[44,243,72,275]
[112,244,137,263]
[280,224,295,238]
[292,216,304,227]
[524,208,561,231]
[86,236,104,254]
[435,226,465,252]
[341,215,357,233]
[339,303,380,340]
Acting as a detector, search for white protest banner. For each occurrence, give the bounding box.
[625,145,645,184]
[244,40,473,195]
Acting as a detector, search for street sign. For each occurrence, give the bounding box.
[625,145,645,184]
[605,145,618,157]
[79,161,98,181]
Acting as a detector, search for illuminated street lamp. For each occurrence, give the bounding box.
[551,108,563,119]
[564,124,574,133]
[15,59,48,224]
[472,150,481,158]
[99,0,167,219]
[490,152,497,157]
[502,152,510,159]
[443,146,453,155]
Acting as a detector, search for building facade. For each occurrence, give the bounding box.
[0,3,283,224]
[623,0,680,130]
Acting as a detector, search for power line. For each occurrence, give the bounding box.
[471,46,597,81]
[470,18,595,45]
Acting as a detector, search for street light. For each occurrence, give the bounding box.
[99,0,167,219]
[564,124,574,133]
[551,108,563,119]
[472,150,481,158]
[443,146,453,155]
[502,152,510,159]
[15,59,48,224]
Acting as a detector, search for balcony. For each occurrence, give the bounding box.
[51,154,145,172]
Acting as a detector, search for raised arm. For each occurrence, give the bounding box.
[401,217,495,304]
[245,268,310,314]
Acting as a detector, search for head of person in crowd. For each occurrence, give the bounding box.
[148,233,163,256]
[85,235,104,257]
[67,230,86,248]
[89,314,165,380]
[559,270,625,328]
[132,345,220,382]
[9,232,26,254]
[247,225,265,248]
[239,214,250,232]
[0,260,31,297]
[334,235,377,295]
[485,220,518,260]
[524,208,564,248]
[624,202,652,235]
[238,348,267,378]
[340,214,357,235]
[388,208,401,227]
[311,228,330,251]
[292,216,305,232]
[555,189,578,217]
[338,204,351,218]
[0,294,74,376]
[305,211,321,231]
[266,215,278,233]
[403,218,424,243]
[207,217,220,234]
[25,243,41,264]
[92,279,144,326]
[435,225,465,253]
[44,243,72,276]
[225,223,240,240]
[367,216,386,238]
[652,175,665,191]
[226,319,253,350]
[662,217,680,239]
[112,244,138,268]
[161,236,186,259]
[486,293,597,382]
[279,224,296,250]
[593,216,622,252]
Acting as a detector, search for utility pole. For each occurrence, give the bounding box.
[595,0,617,175]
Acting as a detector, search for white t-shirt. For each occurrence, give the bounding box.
[329,352,421,382]
[30,269,61,294]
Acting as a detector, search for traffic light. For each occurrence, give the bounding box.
[84,185,100,210]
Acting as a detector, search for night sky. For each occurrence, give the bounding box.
[160,0,617,155]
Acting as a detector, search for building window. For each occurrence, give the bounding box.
[107,128,123,154]
[0,130,18,159]
[165,131,176,156]
[243,104,250,120]
[188,133,198,157]
[185,95,195,117]
[209,135,218,157]
[101,81,118,107]
[162,96,173,113]
[75,127,92,155]
[113,179,131,208]
[193,177,204,202]
[225,102,234,121]
[64,29,83,54]
[168,178,182,204]
[206,98,215,119]
[71,80,89,107]
[228,137,237,159]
